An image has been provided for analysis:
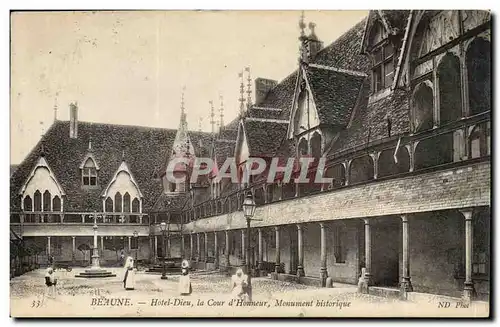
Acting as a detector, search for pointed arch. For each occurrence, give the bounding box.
[412,81,434,132]
[34,190,42,212]
[298,137,308,156]
[105,197,113,213]
[466,38,491,116]
[310,132,322,159]
[52,196,61,212]
[132,198,140,213]
[23,195,33,211]
[114,192,122,213]
[123,192,131,213]
[438,53,462,124]
[43,190,51,211]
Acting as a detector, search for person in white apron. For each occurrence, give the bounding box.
[44,267,57,299]
[178,259,192,296]
[122,256,136,290]
[231,268,249,301]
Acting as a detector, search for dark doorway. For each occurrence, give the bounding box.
[371,217,400,287]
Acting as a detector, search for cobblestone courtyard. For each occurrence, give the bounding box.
[10,268,488,318]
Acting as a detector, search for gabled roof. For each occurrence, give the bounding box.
[102,160,144,198]
[247,107,283,120]
[258,71,298,117]
[18,155,66,196]
[10,120,178,212]
[244,119,288,157]
[313,18,371,73]
[305,65,366,126]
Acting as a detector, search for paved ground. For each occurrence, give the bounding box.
[10,268,489,318]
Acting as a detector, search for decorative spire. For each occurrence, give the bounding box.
[245,67,252,108]
[198,117,203,133]
[299,11,306,38]
[53,96,58,121]
[88,136,92,152]
[219,94,224,128]
[298,11,309,64]
[209,100,215,134]
[180,86,187,128]
[238,71,246,117]
[122,148,125,161]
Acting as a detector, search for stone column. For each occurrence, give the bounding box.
[47,236,51,258]
[225,230,230,268]
[274,226,281,274]
[360,218,372,293]
[320,222,328,286]
[214,231,219,269]
[460,209,476,302]
[91,224,100,269]
[128,236,132,252]
[196,233,201,262]
[167,237,171,258]
[101,236,104,252]
[241,230,246,265]
[181,234,185,258]
[190,233,194,260]
[154,236,158,262]
[257,228,263,273]
[400,215,413,296]
[72,236,76,264]
[296,224,305,277]
[204,232,209,263]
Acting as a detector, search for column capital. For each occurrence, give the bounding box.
[296,223,303,231]
[319,222,325,228]
[47,236,51,239]
[72,236,76,239]
[401,214,409,223]
[274,226,280,232]
[459,208,474,221]
[363,218,370,225]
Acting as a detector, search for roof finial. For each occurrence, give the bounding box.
[209,100,215,134]
[219,94,224,128]
[53,95,58,121]
[88,136,92,151]
[298,11,309,64]
[245,67,252,109]
[238,71,246,117]
[198,117,203,133]
[299,11,306,38]
[122,148,125,161]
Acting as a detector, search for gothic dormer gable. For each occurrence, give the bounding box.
[102,160,143,201]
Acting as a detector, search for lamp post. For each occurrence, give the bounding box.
[133,231,138,269]
[242,192,256,302]
[160,222,167,280]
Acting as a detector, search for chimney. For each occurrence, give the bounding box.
[69,102,78,139]
[254,78,278,105]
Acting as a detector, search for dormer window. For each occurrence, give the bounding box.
[369,22,395,93]
[82,158,98,186]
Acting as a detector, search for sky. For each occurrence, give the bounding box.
[10,10,368,164]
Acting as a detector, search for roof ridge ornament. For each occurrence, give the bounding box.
[219,94,225,129]
[209,100,215,134]
[245,67,252,108]
[238,71,246,117]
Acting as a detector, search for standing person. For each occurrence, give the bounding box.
[231,268,249,301]
[178,260,192,296]
[119,250,125,267]
[44,267,57,299]
[122,256,136,290]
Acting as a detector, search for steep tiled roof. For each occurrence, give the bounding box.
[306,66,366,126]
[244,119,288,157]
[10,120,179,212]
[214,141,236,169]
[313,18,371,73]
[189,131,214,157]
[218,127,238,141]
[152,192,189,212]
[379,10,411,33]
[330,86,411,154]
[10,165,18,177]
[247,107,283,120]
[259,71,298,117]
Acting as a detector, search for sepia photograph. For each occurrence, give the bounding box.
[9,9,491,318]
